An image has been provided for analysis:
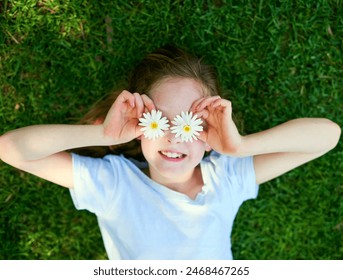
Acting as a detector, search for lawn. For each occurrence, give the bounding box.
[0,0,342,259]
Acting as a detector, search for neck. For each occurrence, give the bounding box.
[148,166,204,199]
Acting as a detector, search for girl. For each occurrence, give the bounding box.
[0,46,340,259]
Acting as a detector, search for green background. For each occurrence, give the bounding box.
[0,0,342,259]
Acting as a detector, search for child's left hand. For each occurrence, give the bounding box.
[191,96,243,155]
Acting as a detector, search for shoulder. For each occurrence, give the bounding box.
[202,151,254,173]
[72,153,134,168]
[202,151,258,195]
[71,153,147,181]
[70,153,146,214]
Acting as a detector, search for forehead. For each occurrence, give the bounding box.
[149,78,205,117]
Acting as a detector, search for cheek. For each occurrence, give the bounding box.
[188,141,207,159]
[140,138,159,161]
[140,139,152,155]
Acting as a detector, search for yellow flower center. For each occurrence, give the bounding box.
[150,122,158,129]
[183,125,191,133]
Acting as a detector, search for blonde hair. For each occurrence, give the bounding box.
[72,45,221,159]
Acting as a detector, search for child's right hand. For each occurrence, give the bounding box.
[102,90,155,144]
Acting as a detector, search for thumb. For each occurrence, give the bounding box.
[197,130,208,143]
[135,123,144,139]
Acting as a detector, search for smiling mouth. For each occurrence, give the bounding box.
[159,151,186,159]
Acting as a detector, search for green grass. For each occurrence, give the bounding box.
[0,0,342,259]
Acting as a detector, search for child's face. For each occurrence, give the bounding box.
[140,77,211,184]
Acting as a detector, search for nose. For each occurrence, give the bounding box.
[165,130,181,144]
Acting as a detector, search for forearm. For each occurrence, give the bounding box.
[236,118,341,157]
[0,124,115,162]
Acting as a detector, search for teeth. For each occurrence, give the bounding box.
[161,151,183,158]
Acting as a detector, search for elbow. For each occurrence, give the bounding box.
[0,134,11,163]
[0,133,20,165]
[0,135,6,162]
[323,119,341,152]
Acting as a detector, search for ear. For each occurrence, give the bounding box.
[205,143,212,152]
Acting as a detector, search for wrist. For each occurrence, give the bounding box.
[94,124,119,146]
[225,134,245,156]
[234,135,250,157]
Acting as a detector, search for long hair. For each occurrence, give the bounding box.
[71,45,221,159]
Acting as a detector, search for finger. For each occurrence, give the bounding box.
[133,92,144,118]
[134,123,144,138]
[193,96,222,112]
[190,97,206,112]
[212,98,231,108]
[118,90,135,108]
[211,99,233,117]
[194,108,209,120]
[141,94,156,112]
[197,130,208,143]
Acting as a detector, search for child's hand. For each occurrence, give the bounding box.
[191,96,242,155]
[102,90,155,144]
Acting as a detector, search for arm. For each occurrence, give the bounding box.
[0,124,114,162]
[0,91,154,188]
[239,118,341,184]
[192,97,341,185]
[237,118,340,156]
[0,125,113,188]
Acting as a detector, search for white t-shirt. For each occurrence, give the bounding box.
[70,151,259,260]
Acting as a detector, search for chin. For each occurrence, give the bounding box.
[152,161,198,180]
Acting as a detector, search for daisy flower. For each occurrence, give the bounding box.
[139,109,170,140]
[171,111,203,143]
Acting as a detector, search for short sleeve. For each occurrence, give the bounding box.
[69,153,119,215]
[205,152,259,204]
[224,154,259,201]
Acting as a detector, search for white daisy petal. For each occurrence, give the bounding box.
[170,111,203,143]
[138,109,170,140]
